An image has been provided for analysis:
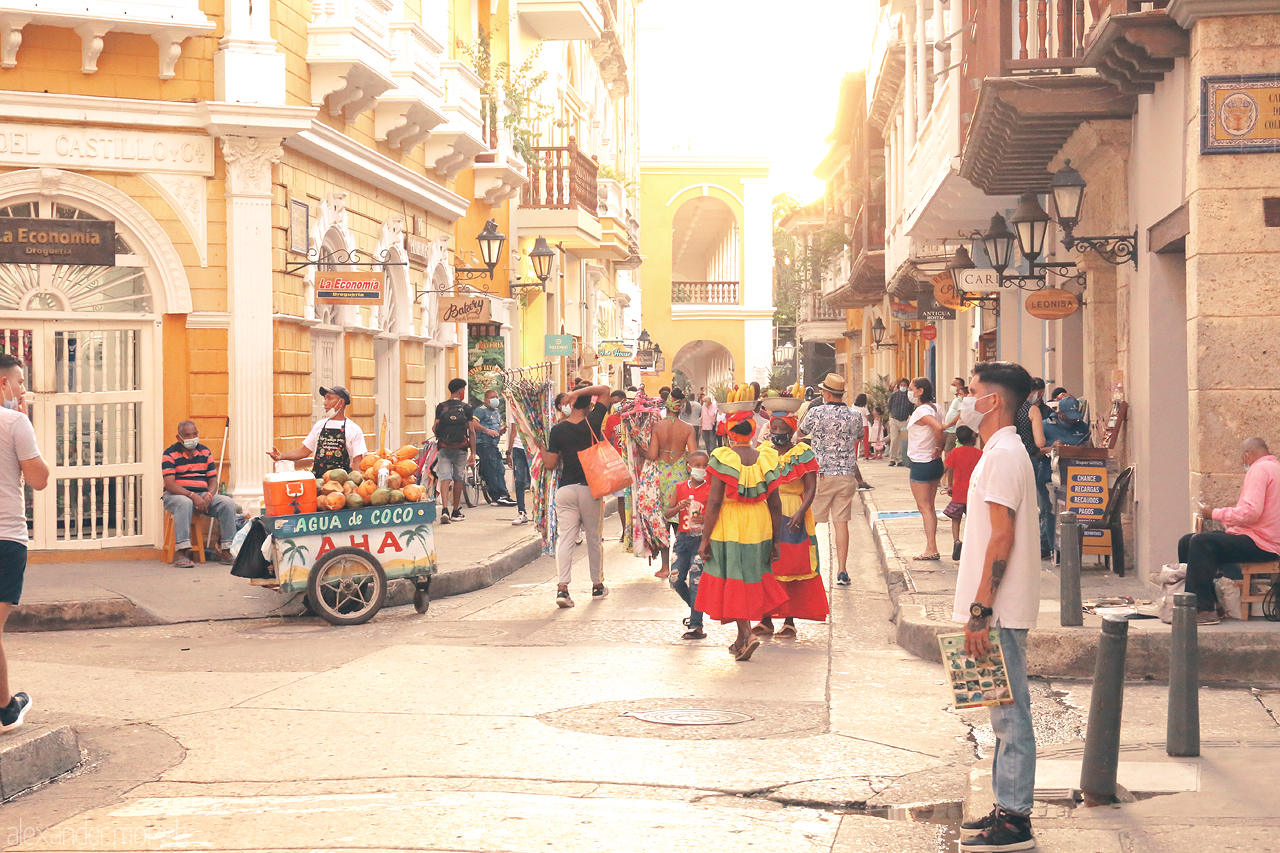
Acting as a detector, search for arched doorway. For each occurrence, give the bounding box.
[0,187,173,549]
[671,340,735,393]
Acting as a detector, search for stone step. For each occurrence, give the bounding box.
[1,724,81,801]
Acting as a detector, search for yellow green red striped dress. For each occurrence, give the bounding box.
[770,443,828,622]
[694,445,790,622]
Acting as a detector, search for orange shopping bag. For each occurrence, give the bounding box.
[579,422,633,498]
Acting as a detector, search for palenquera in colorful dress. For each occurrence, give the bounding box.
[694,444,790,621]
[769,441,829,622]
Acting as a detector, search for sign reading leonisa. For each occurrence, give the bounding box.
[438,295,490,323]
[0,123,215,176]
[1024,289,1078,320]
[0,218,115,265]
[316,271,384,304]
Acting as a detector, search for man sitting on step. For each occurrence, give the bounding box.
[1182,437,1280,625]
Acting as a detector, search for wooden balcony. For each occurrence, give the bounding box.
[1082,1,1187,95]
[671,281,739,305]
[521,138,599,217]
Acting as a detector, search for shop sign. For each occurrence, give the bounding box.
[921,324,938,341]
[0,218,115,265]
[0,122,215,176]
[1024,289,1078,320]
[1064,457,1112,556]
[956,269,1000,291]
[545,334,574,357]
[468,334,505,406]
[931,273,969,312]
[438,295,490,323]
[316,271,384,304]
[597,339,636,361]
[890,299,917,321]
[1201,74,1280,155]
[919,288,957,321]
[406,234,433,264]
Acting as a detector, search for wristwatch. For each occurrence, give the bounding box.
[969,602,993,619]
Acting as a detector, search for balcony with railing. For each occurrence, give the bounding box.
[1081,0,1186,95]
[959,0,1141,195]
[671,281,739,305]
[518,136,603,249]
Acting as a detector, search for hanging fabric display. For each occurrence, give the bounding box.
[500,363,557,555]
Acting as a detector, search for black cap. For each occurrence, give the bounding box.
[319,386,351,405]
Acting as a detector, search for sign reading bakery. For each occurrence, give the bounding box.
[315,271,384,304]
[0,218,115,265]
[0,123,215,176]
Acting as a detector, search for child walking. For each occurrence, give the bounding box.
[942,425,982,561]
[867,409,886,460]
[664,451,711,639]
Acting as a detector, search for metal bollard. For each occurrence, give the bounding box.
[1167,591,1201,757]
[1079,616,1129,805]
[1060,511,1083,627]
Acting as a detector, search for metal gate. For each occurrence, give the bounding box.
[0,321,153,549]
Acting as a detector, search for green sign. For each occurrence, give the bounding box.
[545,334,574,357]
[269,502,435,536]
[468,334,506,406]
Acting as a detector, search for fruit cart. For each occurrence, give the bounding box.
[248,445,438,626]
[249,500,439,625]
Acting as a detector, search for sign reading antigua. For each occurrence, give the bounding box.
[0,218,115,265]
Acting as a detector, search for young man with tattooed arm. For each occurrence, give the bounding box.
[952,361,1041,853]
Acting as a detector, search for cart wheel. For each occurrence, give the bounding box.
[306,547,387,626]
[414,587,430,614]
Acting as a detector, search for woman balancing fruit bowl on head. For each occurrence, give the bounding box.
[694,409,790,662]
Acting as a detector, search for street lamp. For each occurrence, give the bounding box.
[981,213,1017,275]
[774,340,796,366]
[449,219,507,283]
[1009,192,1051,264]
[511,236,558,293]
[1048,160,1138,267]
[871,316,898,350]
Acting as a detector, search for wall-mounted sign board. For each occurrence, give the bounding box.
[1202,74,1280,155]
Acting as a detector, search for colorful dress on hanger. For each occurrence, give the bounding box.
[770,442,828,621]
[695,445,790,622]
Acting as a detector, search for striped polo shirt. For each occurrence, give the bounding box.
[162,442,214,492]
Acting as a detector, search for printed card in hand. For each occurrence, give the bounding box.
[939,631,1014,710]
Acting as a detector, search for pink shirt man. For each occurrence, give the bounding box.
[1212,454,1280,556]
[700,398,717,432]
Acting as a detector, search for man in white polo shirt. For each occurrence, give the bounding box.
[952,360,1040,853]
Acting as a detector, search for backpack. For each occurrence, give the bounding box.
[435,399,470,447]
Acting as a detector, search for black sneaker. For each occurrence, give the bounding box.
[496,497,517,507]
[960,808,1034,852]
[836,572,851,585]
[953,541,964,561]
[960,805,999,839]
[858,483,875,490]
[452,509,466,521]
[556,590,574,608]
[0,692,32,733]
[591,585,609,600]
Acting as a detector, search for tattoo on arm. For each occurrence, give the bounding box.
[989,559,1008,598]
[966,616,989,633]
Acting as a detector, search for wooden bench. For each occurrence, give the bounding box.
[1234,561,1279,620]
[162,513,207,564]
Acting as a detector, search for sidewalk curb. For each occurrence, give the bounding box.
[12,534,548,632]
[0,724,81,801]
[856,493,1280,682]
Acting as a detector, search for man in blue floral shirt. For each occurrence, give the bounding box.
[799,373,872,585]
[475,388,517,508]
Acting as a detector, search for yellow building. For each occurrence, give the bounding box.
[638,158,773,394]
[0,0,637,556]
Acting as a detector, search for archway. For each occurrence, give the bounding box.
[672,339,735,393]
[670,196,740,305]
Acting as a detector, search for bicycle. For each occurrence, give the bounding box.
[462,457,490,508]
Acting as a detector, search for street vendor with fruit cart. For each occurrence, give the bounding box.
[267,386,367,479]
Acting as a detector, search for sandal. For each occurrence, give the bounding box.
[682,629,706,640]
[172,557,195,568]
[734,639,761,661]
[776,625,797,638]
[913,553,941,561]
[653,568,670,579]
[750,622,774,636]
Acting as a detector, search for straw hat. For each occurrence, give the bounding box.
[818,373,846,396]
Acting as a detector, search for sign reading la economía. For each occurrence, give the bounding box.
[0,218,115,265]
[316,271,384,304]
[0,123,215,176]
[1202,74,1280,154]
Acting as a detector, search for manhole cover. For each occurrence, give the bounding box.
[242,623,334,635]
[623,709,753,726]
[418,626,506,639]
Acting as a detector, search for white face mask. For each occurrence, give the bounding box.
[324,408,338,419]
[0,383,17,411]
[909,390,920,402]
[486,398,498,408]
[959,395,996,432]
[689,467,706,481]
[561,404,573,416]
[182,437,199,450]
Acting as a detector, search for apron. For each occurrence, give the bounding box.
[313,418,352,479]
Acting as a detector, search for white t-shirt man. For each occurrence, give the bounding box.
[0,409,40,543]
[906,402,941,463]
[951,425,1041,628]
[302,417,368,460]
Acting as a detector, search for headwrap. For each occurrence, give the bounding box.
[716,410,755,436]
[770,414,799,433]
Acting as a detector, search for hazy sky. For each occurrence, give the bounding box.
[638,0,875,204]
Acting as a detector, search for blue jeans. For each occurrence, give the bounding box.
[669,532,704,629]
[510,447,530,514]
[162,492,237,550]
[1034,456,1053,554]
[990,626,1035,815]
[476,441,510,501]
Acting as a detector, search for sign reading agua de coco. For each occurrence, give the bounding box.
[316,271,384,304]
[0,122,215,176]
[0,218,115,265]
[1202,74,1280,154]
[438,296,490,323]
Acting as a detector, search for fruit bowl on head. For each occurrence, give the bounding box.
[761,397,804,414]
[719,401,758,414]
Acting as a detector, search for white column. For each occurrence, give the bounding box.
[222,136,284,506]
[215,0,286,103]
[915,0,928,127]
[903,15,916,146]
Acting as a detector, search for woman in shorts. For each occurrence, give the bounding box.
[904,377,945,561]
